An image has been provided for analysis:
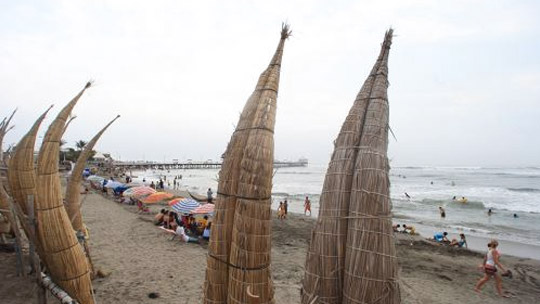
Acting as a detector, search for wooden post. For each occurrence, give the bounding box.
[27,195,47,304]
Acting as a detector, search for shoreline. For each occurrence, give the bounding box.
[1,191,540,303]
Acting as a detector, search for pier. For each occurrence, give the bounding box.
[111,159,308,170]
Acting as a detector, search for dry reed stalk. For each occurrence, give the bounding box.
[8,106,53,216]
[65,115,120,233]
[342,29,400,304]
[300,31,392,304]
[36,82,95,304]
[204,24,290,304]
[0,109,17,223]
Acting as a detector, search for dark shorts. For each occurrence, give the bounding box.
[485,265,497,275]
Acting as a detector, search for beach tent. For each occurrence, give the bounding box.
[171,198,200,214]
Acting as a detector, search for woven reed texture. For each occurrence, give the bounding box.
[36,82,95,304]
[65,115,120,233]
[342,29,399,304]
[301,31,391,304]
[301,30,399,304]
[204,24,290,304]
[8,106,52,217]
[0,110,16,221]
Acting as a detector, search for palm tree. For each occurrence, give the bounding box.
[75,140,87,151]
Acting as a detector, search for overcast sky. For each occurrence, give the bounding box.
[1,0,539,167]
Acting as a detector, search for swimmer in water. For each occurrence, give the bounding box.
[404,192,411,199]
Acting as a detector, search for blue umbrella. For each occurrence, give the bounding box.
[171,198,200,214]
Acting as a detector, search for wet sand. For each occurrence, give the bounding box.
[1,191,540,303]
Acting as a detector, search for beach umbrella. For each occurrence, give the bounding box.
[342,29,399,304]
[192,203,215,215]
[104,181,124,189]
[171,198,200,214]
[87,175,105,183]
[65,115,120,233]
[122,186,156,197]
[204,24,290,304]
[35,82,95,304]
[142,192,174,204]
[167,197,186,206]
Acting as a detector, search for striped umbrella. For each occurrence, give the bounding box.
[123,186,156,197]
[167,197,185,206]
[192,203,215,215]
[171,198,200,214]
[142,192,174,204]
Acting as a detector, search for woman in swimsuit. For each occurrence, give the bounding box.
[474,240,510,297]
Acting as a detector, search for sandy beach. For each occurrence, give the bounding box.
[1,190,539,303]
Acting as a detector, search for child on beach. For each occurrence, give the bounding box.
[450,233,467,248]
[475,239,510,298]
[304,196,311,216]
[277,202,286,220]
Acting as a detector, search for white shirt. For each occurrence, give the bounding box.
[175,226,189,242]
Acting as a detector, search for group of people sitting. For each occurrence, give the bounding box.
[154,209,211,243]
[433,231,468,248]
[392,224,417,235]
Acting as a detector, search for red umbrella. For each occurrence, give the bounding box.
[192,203,215,215]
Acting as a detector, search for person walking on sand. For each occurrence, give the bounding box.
[207,188,213,203]
[283,199,288,215]
[304,196,311,216]
[475,239,511,298]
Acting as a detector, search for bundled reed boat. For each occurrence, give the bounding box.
[302,29,400,304]
[65,115,120,234]
[35,82,95,304]
[204,24,290,304]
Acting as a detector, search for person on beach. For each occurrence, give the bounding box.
[434,231,449,243]
[154,209,167,225]
[403,224,416,235]
[159,179,164,190]
[450,233,467,248]
[392,224,401,232]
[304,196,311,216]
[207,188,213,203]
[475,239,510,297]
[176,222,199,243]
[283,199,288,215]
[202,222,211,240]
[150,181,155,189]
[277,202,285,220]
[439,206,446,218]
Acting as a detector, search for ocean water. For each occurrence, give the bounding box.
[132,165,540,249]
